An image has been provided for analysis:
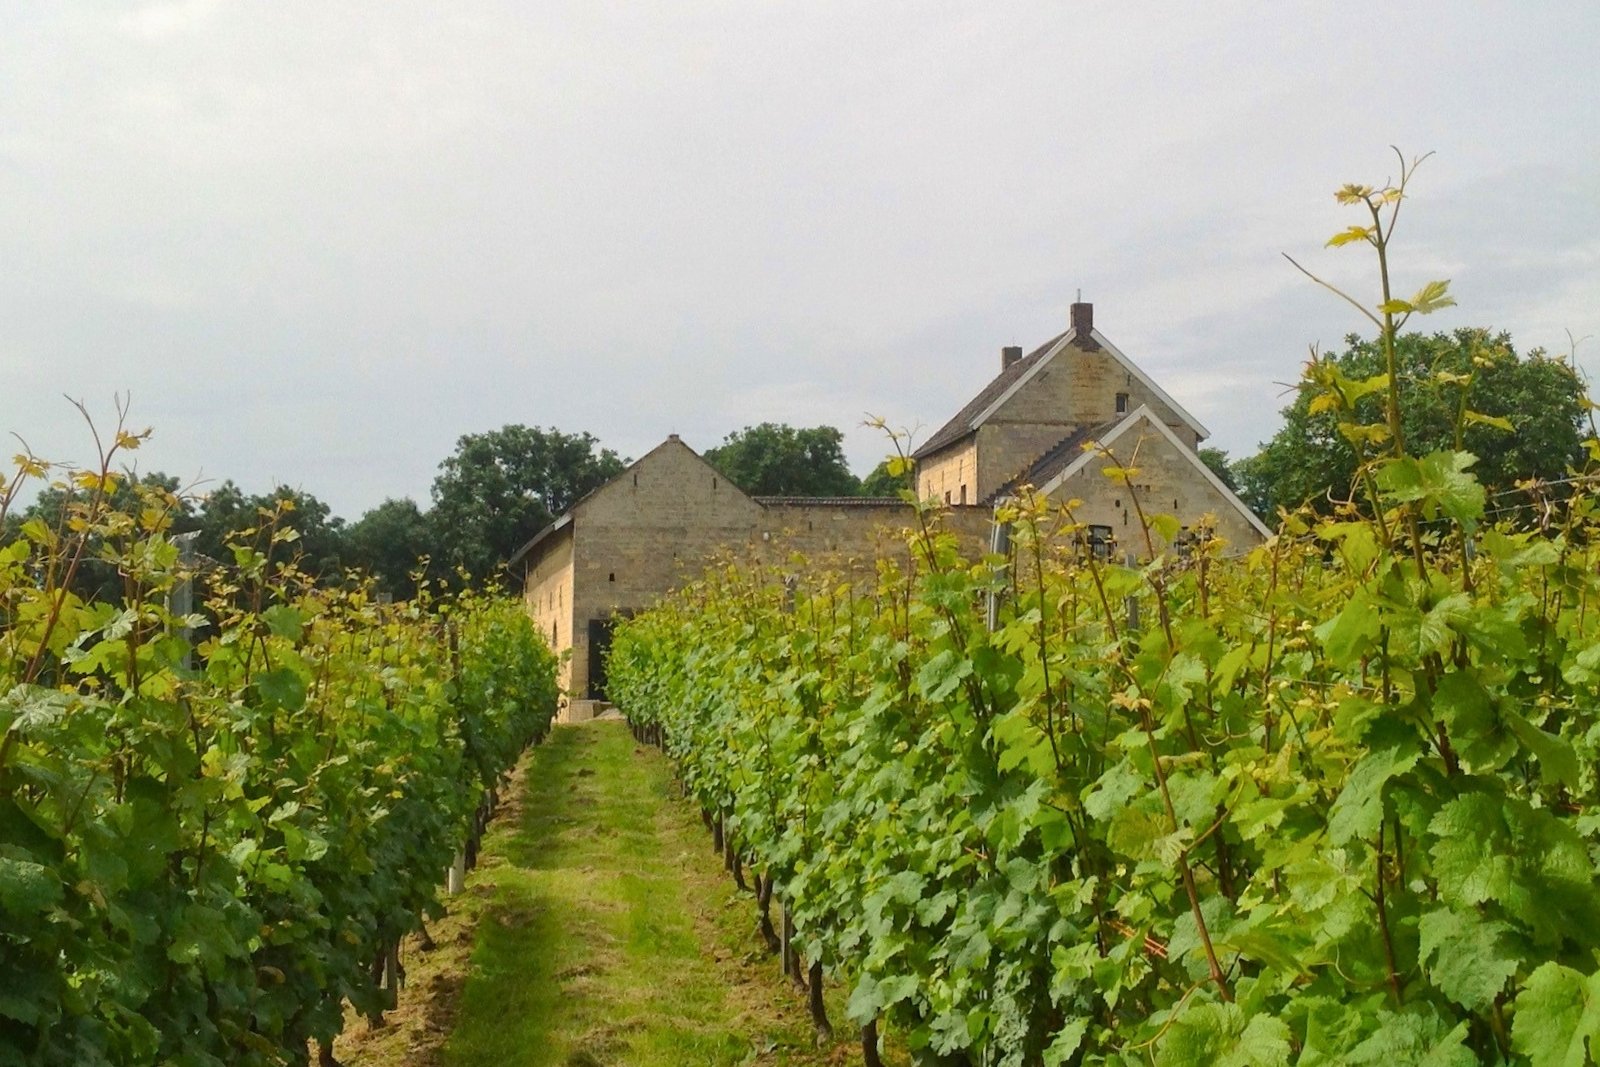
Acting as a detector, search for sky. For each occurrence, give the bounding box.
[2,1,1596,520]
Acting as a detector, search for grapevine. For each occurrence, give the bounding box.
[609,158,1600,1065]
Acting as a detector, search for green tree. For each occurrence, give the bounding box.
[430,425,626,587]
[860,457,912,498]
[193,481,348,582]
[346,497,435,601]
[1235,329,1584,518]
[703,423,861,497]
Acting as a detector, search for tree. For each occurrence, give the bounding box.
[430,425,626,587]
[193,482,348,582]
[703,423,861,497]
[346,498,435,601]
[860,457,912,498]
[1235,329,1585,518]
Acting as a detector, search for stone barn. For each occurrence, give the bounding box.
[509,436,951,718]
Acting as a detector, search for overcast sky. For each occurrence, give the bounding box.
[2,1,1595,519]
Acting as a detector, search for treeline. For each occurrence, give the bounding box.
[0,421,915,605]
[1,425,629,600]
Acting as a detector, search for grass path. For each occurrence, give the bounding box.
[336,721,863,1067]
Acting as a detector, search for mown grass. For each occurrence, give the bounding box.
[433,721,866,1067]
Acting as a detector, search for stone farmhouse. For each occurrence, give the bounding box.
[912,301,1269,555]
[513,301,1267,717]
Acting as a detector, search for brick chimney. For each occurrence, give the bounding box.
[1070,301,1093,333]
[1000,345,1023,371]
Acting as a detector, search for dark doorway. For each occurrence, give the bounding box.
[587,618,616,700]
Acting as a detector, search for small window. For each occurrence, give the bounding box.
[944,490,951,505]
[1115,392,1130,414]
[713,477,718,490]
[1085,524,1115,561]
[608,572,615,582]
[959,484,967,505]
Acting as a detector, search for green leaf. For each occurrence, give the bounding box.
[916,650,972,703]
[262,604,309,641]
[1511,963,1600,1067]
[1463,410,1514,432]
[1158,1002,1290,1066]
[1428,793,1600,944]
[1315,593,1383,667]
[1504,709,1580,790]
[1042,1019,1087,1066]
[1417,907,1520,1010]
[255,667,307,713]
[1376,451,1486,528]
[1084,760,1143,822]
[1327,743,1419,846]
[0,857,63,914]
[1,684,72,735]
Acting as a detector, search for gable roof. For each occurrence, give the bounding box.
[506,436,753,570]
[912,326,1209,461]
[1027,405,1271,539]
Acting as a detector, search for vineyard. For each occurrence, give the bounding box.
[607,169,1600,1065]
[0,424,559,1066]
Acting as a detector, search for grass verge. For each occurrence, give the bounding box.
[338,721,898,1067]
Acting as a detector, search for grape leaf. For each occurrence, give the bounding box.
[1512,963,1600,1067]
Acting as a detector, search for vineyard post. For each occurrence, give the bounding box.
[447,850,466,895]
[780,896,794,978]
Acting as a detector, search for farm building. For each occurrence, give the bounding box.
[513,301,1268,718]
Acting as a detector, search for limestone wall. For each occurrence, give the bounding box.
[915,441,978,505]
[522,530,574,693]
[990,339,1201,451]
[566,438,765,699]
[1048,420,1264,556]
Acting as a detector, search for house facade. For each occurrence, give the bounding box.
[913,302,1269,554]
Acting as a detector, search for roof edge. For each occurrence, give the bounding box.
[1030,405,1269,539]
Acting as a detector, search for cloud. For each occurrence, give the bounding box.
[117,0,224,42]
[1,2,1596,519]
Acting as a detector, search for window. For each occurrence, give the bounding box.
[944,490,951,505]
[1085,524,1114,561]
[959,484,968,505]
[1115,392,1129,414]
[608,572,615,582]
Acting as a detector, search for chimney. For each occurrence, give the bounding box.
[1070,301,1093,334]
[1000,345,1023,371]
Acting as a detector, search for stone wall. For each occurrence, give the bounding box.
[522,530,574,692]
[1049,418,1264,556]
[915,441,978,505]
[566,438,765,700]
